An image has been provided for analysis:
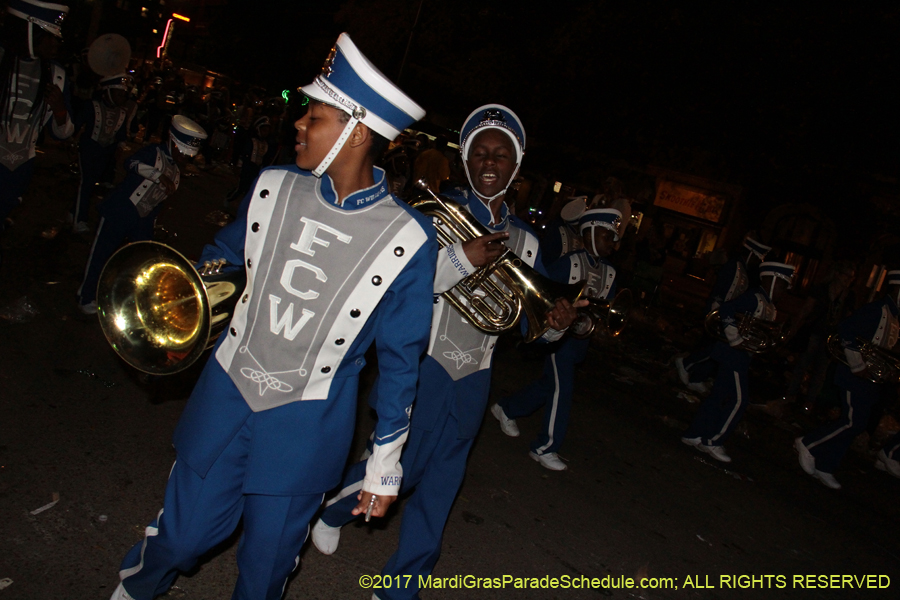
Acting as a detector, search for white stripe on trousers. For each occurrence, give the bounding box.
[806,389,854,450]
[710,370,743,443]
[536,354,561,454]
[77,216,106,297]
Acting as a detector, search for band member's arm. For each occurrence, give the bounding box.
[839,302,883,374]
[356,231,437,517]
[46,67,74,138]
[719,292,760,348]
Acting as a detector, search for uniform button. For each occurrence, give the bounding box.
[372,275,382,286]
[571,276,577,281]
[335,338,345,345]
[350,309,361,318]
[356,358,364,366]
[394,246,405,256]
[230,327,237,336]
[260,189,269,198]
[574,263,579,267]
[434,297,440,304]
[242,294,248,303]
[527,250,533,257]
[321,366,331,373]
[252,222,260,232]
[247,259,252,268]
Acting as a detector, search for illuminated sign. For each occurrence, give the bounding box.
[654,180,726,223]
[157,18,173,58]
[173,13,190,22]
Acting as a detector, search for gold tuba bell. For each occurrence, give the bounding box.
[826,334,900,384]
[704,310,785,354]
[96,241,245,375]
[569,289,633,340]
[409,180,584,343]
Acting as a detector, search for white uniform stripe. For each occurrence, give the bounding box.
[77,217,106,296]
[324,480,364,507]
[806,390,854,450]
[711,370,743,443]
[536,353,561,454]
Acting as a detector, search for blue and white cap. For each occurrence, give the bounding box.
[579,208,622,241]
[460,104,526,201]
[7,0,68,58]
[300,33,425,177]
[759,261,795,292]
[100,73,132,91]
[743,236,771,260]
[561,197,587,225]
[169,115,207,157]
[7,0,68,38]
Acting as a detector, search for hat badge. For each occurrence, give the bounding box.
[481,108,505,123]
[322,46,337,77]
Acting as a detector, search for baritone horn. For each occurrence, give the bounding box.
[96,241,245,375]
[704,310,785,353]
[410,180,584,343]
[826,334,900,383]
[569,289,633,340]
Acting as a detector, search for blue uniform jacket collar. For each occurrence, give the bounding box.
[318,166,391,210]
[465,187,510,230]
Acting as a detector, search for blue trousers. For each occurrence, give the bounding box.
[683,343,751,446]
[73,145,114,223]
[683,342,717,383]
[78,200,157,304]
[320,408,473,600]
[118,415,323,600]
[499,337,589,455]
[803,368,879,474]
[0,160,35,225]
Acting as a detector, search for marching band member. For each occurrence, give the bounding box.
[492,207,621,471]
[107,34,435,600]
[310,104,582,600]
[877,431,900,479]
[0,0,73,242]
[682,262,795,463]
[795,270,900,489]
[69,73,132,233]
[676,236,770,393]
[540,195,587,262]
[77,115,206,314]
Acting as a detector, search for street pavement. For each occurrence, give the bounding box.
[1,140,898,600]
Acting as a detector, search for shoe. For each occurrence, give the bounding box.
[681,436,702,447]
[491,403,520,437]
[876,450,900,479]
[78,301,98,315]
[72,221,90,234]
[529,451,567,471]
[311,518,341,555]
[814,470,841,490]
[675,356,690,386]
[700,444,731,463]
[794,437,815,475]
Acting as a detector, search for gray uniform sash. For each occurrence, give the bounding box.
[570,256,615,301]
[131,148,179,217]
[216,170,426,410]
[91,100,127,147]
[428,218,539,381]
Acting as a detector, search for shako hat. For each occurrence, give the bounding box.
[169,115,207,157]
[459,104,526,201]
[300,33,425,177]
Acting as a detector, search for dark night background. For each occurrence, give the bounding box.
[54,1,900,255]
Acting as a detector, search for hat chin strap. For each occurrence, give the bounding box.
[312,115,359,178]
[463,160,521,202]
[27,22,36,59]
